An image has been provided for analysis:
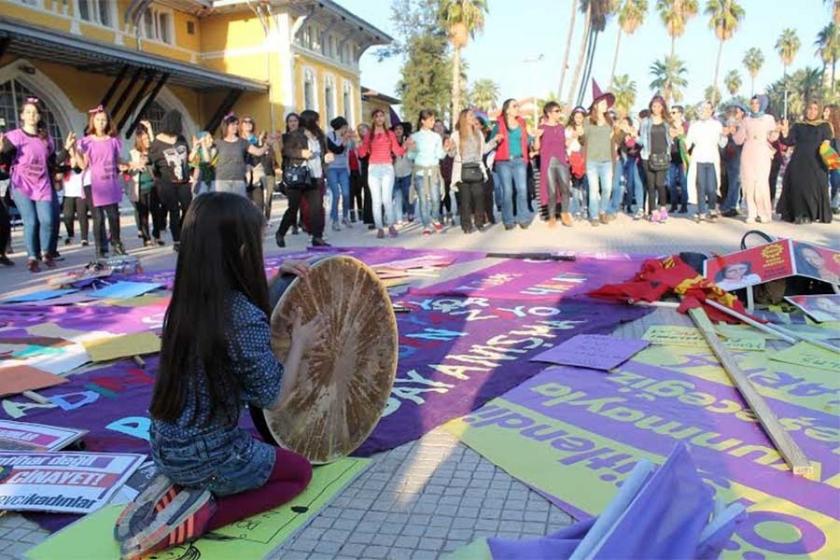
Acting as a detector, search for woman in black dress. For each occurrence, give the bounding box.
[778,101,833,224]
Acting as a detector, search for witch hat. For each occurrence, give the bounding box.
[590,79,615,110]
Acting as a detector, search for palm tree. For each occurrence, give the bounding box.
[558,0,579,99]
[743,47,764,95]
[799,66,825,103]
[724,69,742,96]
[470,78,500,110]
[649,54,688,102]
[610,0,648,87]
[705,0,744,96]
[705,85,722,107]
[439,0,488,127]
[568,0,594,107]
[612,73,637,115]
[657,0,699,59]
[775,28,800,116]
[816,23,840,93]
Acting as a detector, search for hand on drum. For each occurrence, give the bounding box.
[279,259,310,277]
[291,306,327,350]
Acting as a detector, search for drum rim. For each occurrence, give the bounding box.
[251,254,399,464]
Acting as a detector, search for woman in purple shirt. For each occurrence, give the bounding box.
[0,98,73,272]
[535,101,572,227]
[76,106,129,258]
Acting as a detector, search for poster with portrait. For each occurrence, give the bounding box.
[791,241,840,286]
[785,294,840,322]
[704,240,795,291]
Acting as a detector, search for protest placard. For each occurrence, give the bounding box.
[785,295,840,323]
[643,325,765,352]
[770,342,840,373]
[530,334,649,371]
[0,451,144,514]
[0,421,86,452]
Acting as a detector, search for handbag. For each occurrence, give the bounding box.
[461,163,483,183]
[819,140,840,171]
[282,162,311,190]
[648,152,670,171]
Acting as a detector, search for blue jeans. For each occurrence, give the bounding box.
[326,167,351,222]
[607,159,625,214]
[414,171,441,227]
[571,175,588,216]
[11,188,54,260]
[723,157,741,211]
[830,170,840,210]
[668,163,687,210]
[696,162,718,215]
[393,175,412,222]
[496,158,530,226]
[585,161,613,219]
[626,158,644,213]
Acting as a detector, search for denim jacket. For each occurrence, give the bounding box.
[639,117,673,161]
[150,291,282,496]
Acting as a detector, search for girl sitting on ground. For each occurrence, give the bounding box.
[116,192,324,559]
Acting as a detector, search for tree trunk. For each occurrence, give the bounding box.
[451,46,461,129]
[833,57,837,93]
[751,74,755,96]
[567,2,592,108]
[609,27,623,89]
[712,38,724,95]
[558,0,579,99]
[671,34,676,60]
[579,30,599,106]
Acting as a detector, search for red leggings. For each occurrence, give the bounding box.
[206,447,312,531]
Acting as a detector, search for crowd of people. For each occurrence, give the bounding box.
[0,83,837,272]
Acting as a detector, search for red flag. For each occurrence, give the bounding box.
[588,255,756,324]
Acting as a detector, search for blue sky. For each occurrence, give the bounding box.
[338,0,830,112]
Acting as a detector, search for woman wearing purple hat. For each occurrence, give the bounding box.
[581,81,616,226]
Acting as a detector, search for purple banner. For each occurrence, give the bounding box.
[409,256,645,300]
[354,297,647,455]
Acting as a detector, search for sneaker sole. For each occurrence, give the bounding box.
[114,473,177,543]
[120,488,212,560]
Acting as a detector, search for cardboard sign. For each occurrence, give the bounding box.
[90,282,163,300]
[82,332,161,363]
[704,240,840,291]
[0,290,79,304]
[0,451,144,514]
[644,325,766,352]
[791,242,840,285]
[770,342,840,373]
[530,334,649,371]
[785,295,840,323]
[0,366,68,397]
[0,420,86,452]
[704,240,794,291]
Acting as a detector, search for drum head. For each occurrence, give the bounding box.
[252,255,398,464]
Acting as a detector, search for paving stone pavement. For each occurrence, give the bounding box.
[0,196,836,559]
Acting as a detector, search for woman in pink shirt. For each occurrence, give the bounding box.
[0,97,74,272]
[76,106,130,257]
[357,109,410,238]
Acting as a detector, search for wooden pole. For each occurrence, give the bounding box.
[688,307,813,477]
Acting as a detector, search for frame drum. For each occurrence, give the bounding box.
[251,255,399,463]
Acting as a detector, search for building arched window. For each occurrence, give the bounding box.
[137,100,167,133]
[342,82,353,125]
[0,78,63,140]
[303,68,317,111]
[324,76,336,121]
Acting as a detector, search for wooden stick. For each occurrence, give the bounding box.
[703,300,797,344]
[704,300,840,354]
[688,307,813,477]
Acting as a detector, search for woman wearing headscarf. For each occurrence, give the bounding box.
[733,95,778,223]
[777,100,833,224]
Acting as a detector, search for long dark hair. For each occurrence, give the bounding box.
[500,98,517,130]
[159,110,183,137]
[299,109,325,152]
[150,192,270,423]
[285,112,300,133]
[84,108,117,137]
[19,98,49,141]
